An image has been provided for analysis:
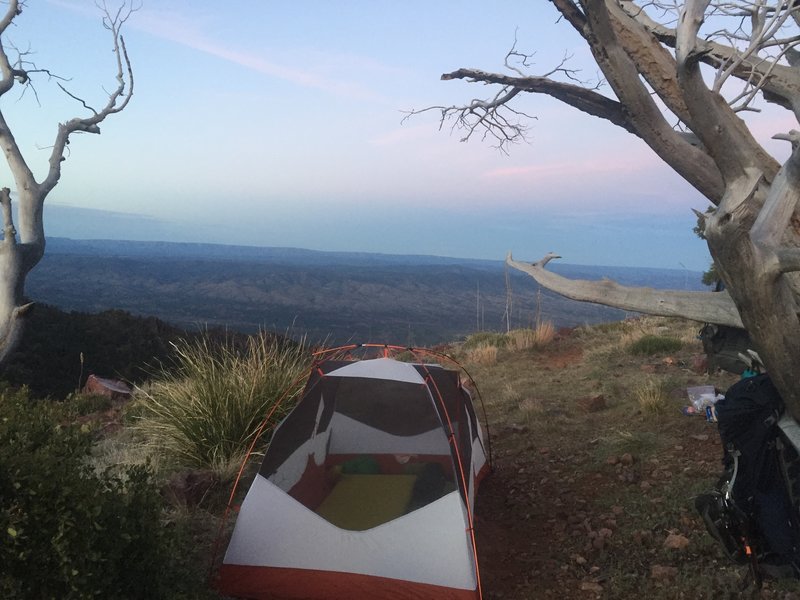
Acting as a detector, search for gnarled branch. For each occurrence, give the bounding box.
[506,252,744,328]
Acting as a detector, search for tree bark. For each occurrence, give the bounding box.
[422,0,800,417]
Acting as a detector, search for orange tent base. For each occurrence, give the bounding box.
[216,564,480,600]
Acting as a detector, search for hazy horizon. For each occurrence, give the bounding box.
[3,2,791,271]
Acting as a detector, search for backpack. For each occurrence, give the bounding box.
[716,374,784,505]
[697,374,800,581]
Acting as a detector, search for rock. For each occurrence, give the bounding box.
[574,554,588,566]
[576,395,607,413]
[620,453,635,466]
[82,374,132,401]
[598,528,613,539]
[580,582,603,593]
[640,364,657,373]
[664,533,690,550]
[690,434,709,441]
[650,565,678,580]
[640,481,652,491]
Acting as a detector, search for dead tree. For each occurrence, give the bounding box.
[0,1,133,364]
[410,0,800,417]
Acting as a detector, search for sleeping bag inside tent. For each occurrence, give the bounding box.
[217,356,489,600]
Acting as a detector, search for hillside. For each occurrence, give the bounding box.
[7,313,800,598]
[26,238,706,345]
[1,305,188,399]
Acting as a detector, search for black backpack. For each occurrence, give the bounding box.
[697,374,800,581]
[716,374,784,505]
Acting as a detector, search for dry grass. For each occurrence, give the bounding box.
[506,321,556,351]
[465,342,498,365]
[634,377,670,414]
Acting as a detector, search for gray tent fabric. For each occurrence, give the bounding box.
[218,357,490,600]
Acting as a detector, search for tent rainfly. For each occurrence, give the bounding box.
[216,356,490,599]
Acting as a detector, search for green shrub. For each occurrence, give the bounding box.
[463,331,507,350]
[627,334,683,355]
[135,333,310,478]
[0,388,177,599]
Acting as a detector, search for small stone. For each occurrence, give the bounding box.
[640,481,652,491]
[580,582,603,593]
[606,455,619,465]
[574,555,588,566]
[664,533,690,550]
[611,505,624,515]
[690,434,709,441]
[620,453,635,466]
[591,536,606,550]
[650,565,678,580]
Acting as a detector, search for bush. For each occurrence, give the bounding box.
[627,334,683,356]
[135,333,310,478]
[0,388,176,599]
[463,331,507,350]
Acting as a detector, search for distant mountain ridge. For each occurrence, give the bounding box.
[28,238,708,346]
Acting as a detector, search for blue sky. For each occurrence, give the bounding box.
[0,0,794,269]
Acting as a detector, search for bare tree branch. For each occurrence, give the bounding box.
[40,3,135,196]
[506,252,744,327]
[621,0,800,117]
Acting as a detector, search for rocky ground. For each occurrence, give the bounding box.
[464,317,800,599]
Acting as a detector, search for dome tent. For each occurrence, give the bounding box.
[216,347,490,599]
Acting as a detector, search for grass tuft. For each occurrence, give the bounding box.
[134,333,310,479]
[463,331,507,350]
[465,342,498,365]
[507,321,556,351]
[627,334,683,356]
[634,378,670,414]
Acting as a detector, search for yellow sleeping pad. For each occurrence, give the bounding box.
[316,474,418,531]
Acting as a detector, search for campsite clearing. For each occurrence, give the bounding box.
[92,316,800,598]
[465,316,800,598]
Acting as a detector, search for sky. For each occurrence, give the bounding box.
[0,0,795,270]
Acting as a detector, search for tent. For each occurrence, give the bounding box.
[216,354,490,599]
